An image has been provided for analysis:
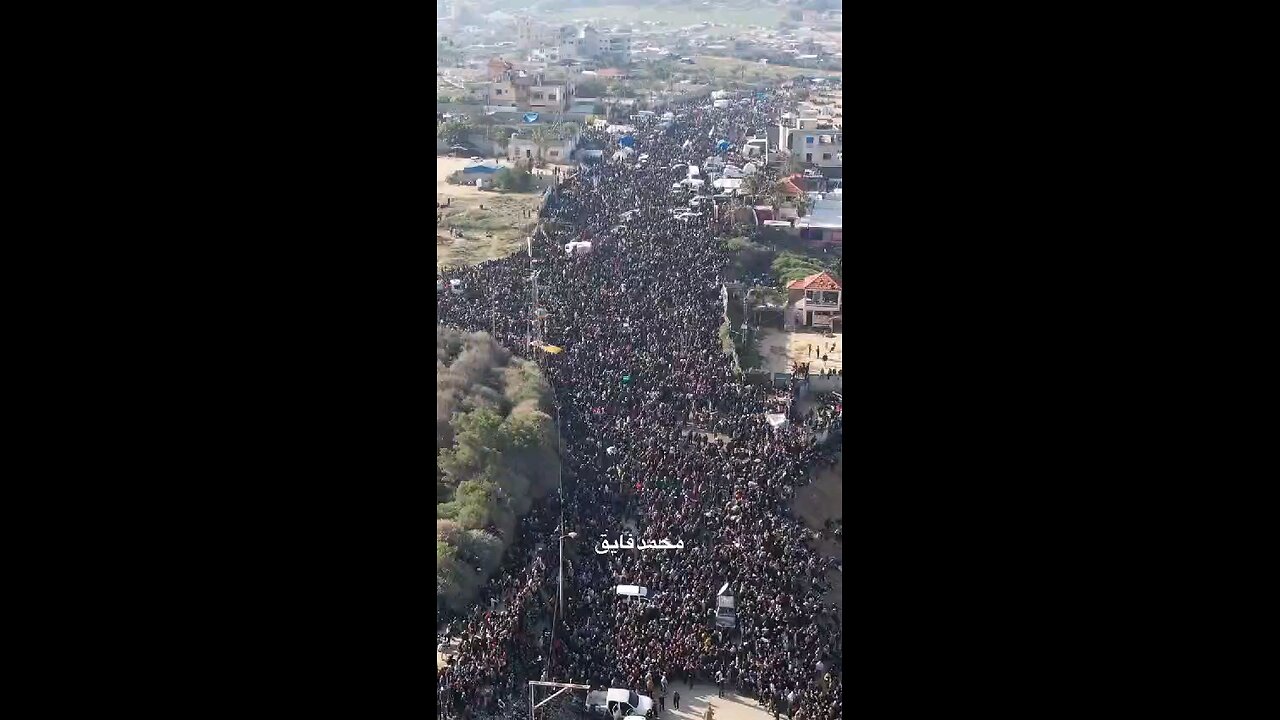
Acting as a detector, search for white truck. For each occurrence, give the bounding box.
[715,581,737,629]
[584,688,653,719]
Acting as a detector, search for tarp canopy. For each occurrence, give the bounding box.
[713,178,743,189]
[522,112,539,123]
[619,135,636,148]
[766,413,789,428]
[742,162,759,175]
[717,140,731,153]
[541,345,564,354]
[463,163,500,174]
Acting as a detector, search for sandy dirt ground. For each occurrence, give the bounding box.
[642,683,778,720]
[757,328,843,375]
[436,157,549,269]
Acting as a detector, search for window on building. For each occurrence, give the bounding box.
[805,136,814,144]
[549,150,559,157]
[548,93,556,100]
[533,92,544,100]
[822,153,832,160]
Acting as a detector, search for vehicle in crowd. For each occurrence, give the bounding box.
[584,688,654,718]
[715,581,737,628]
[615,585,651,601]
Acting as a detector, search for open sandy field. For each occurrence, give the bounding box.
[693,55,843,82]
[436,157,549,269]
[757,327,843,375]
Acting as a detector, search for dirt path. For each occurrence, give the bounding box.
[757,328,843,375]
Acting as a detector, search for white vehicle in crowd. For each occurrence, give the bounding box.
[585,688,654,719]
[716,581,737,628]
[615,585,652,601]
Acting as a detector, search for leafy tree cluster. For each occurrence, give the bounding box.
[436,327,559,614]
[772,250,836,287]
[494,166,535,192]
[437,117,473,146]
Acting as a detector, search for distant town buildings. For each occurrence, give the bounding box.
[515,18,632,64]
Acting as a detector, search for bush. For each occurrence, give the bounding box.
[495,166,535,192]
[435,326,558,616]
[772,251,829,287]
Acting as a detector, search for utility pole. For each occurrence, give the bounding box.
[557,404,565,623]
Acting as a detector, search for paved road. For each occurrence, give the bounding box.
[651,683,776,720]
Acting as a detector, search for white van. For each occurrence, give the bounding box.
[615,585,649,600]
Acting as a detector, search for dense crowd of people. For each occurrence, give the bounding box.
[437,85,843,720]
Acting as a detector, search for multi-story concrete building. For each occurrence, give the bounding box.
[486,65,569,113]
[545,24,632,64]
[778,116,842,169]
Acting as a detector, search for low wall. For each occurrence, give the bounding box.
[805,375,843,394]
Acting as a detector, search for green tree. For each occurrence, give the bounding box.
[437,118,472,146]
[495,166,534,191]
[435,327,559,616]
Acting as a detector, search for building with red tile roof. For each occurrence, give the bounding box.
[787,271,842,291]
[786,271,842,329]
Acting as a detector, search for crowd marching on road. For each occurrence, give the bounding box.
[437,85,843,720]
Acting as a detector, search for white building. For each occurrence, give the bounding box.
[778,115,842,168]
[555,25,631,64]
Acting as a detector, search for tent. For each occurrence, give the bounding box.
[619,135,636,148]
[462,162,500,175]
[742,162,759,175]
